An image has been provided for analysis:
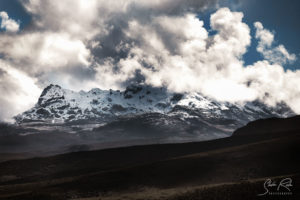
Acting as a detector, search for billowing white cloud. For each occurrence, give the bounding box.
[254,22,296,65]
[0,11,20,32]
[0,61,41,122]
[0,0,299,121]
[243,61,300,112]
[95,8,252,97]
[93,7,300,112]
[0,33,90,73]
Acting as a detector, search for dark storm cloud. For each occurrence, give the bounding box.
[3,0,218,82]
[63,65,97,81]
[85,0,220,87]
[127,0,218,16]
[89,0,219,63]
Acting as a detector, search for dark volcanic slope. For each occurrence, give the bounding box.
[0,116,299,200]
[233,115,300,136]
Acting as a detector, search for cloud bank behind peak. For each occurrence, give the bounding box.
[0,0,299,121]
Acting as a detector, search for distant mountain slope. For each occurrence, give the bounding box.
[233,115,300,136]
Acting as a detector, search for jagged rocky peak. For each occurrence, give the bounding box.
[38,84,65,106]
[40,84,63,97]
[15,83,175,123]
[88,88,103,95]
[123,84,168,98]
[15,83,295,126]
[125,84,143,94]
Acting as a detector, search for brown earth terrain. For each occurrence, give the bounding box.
[0,116,299,199]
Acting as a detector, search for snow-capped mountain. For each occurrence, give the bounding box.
[15,84,177,123]
[15,84,294,137]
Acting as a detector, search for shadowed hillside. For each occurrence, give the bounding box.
[0,116,299,199]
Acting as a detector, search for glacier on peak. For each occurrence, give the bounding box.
[14,83,294,137]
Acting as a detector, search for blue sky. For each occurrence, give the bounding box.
[0,0,31,29]
[235,0,300,70]
[199,0,300,70]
